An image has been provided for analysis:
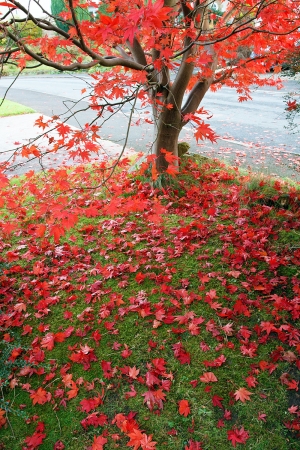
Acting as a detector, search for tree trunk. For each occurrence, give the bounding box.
[154,107,182,172]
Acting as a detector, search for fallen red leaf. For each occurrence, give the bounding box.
[234,387,253,403]
[199,372,218,383]
[30,387,51,405]
[227,426,250,447]
[91,434,108,450]
[178,399,191,417]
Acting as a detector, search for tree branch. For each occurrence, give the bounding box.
[115,45,133,61]
[0,27,150,72]
[170,43,195,112]
[180,0,193,22]
[1,1,155,73]
[126,37,147,66]
[0,47,19,56]
[181,46,218,116]
[0,8,16,21]
[68,0,87,49]
[170,2,203,109]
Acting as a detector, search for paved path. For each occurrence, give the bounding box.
[1,74,300,180]
[0,112,137,176]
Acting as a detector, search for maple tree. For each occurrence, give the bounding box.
[0,2,300,449]
[0,0,300,173]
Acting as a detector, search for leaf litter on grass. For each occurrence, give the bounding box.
[0,156,299,449]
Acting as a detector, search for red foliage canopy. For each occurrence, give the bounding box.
[0,0,299,172]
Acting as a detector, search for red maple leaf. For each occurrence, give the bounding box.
[224,409,232,421]
[160,148,178,164]
[166,164,179,176]
[172,342,191,364]
[41,333,55,351]
[288,405,298,414]
[152,358,166,372]
[260,321,277,336]
[121,344,132,359]
[91,434,108,450]
[24,422,46,449]
[101,360,116,379]
[199,372,218,383]
[80,396,103,413]
[140,433,157,449]
[245,376,258,388]
[30,387,51,405]
[0,410,6,428]
[0,2,17,7]
[66,384,78,400]
[287,379,299,390]
[54,332,66,343]
[203,354,226,368]
[258,412,267,422]
[194,122,217,144]
[185,440,203,450]
[234,387,253,403]
[81,413,108,430]
[124,385,137,399]
[286,100,298,111]
[145,370,160,388]
[178,399,191,417]
[142,389,166,411]
[212,395,223,409]
[128,366,140,379]
[227,426,250,447]
[127,428,144,450]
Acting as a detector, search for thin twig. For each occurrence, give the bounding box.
[0,68,23,107]
[0,386,15,438]
[53,408,62,434]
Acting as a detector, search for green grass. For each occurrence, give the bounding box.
[0,156,299,449]
[0,63,111,77]
[1,63,61,77]
[0,98,36,117]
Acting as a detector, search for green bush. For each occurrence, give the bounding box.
[0,20,42,47]
[15,20,43,40]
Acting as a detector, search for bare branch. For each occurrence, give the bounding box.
[0,25,149,72]
[127,37,147,66]
[0,69,23,107]
[0,8,16,21]
[170,2,202,109]
[181,46,218,116]
[180,0,193,21]
[68,0,87,49]
[115,45,133,61]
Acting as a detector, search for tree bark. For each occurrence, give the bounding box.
[154,108,182,172]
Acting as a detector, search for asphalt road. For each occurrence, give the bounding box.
[0,73,299,179]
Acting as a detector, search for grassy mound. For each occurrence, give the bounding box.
[0,156,299,449]
[0,98,35,117]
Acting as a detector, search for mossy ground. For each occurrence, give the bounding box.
[0,156,299,449]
